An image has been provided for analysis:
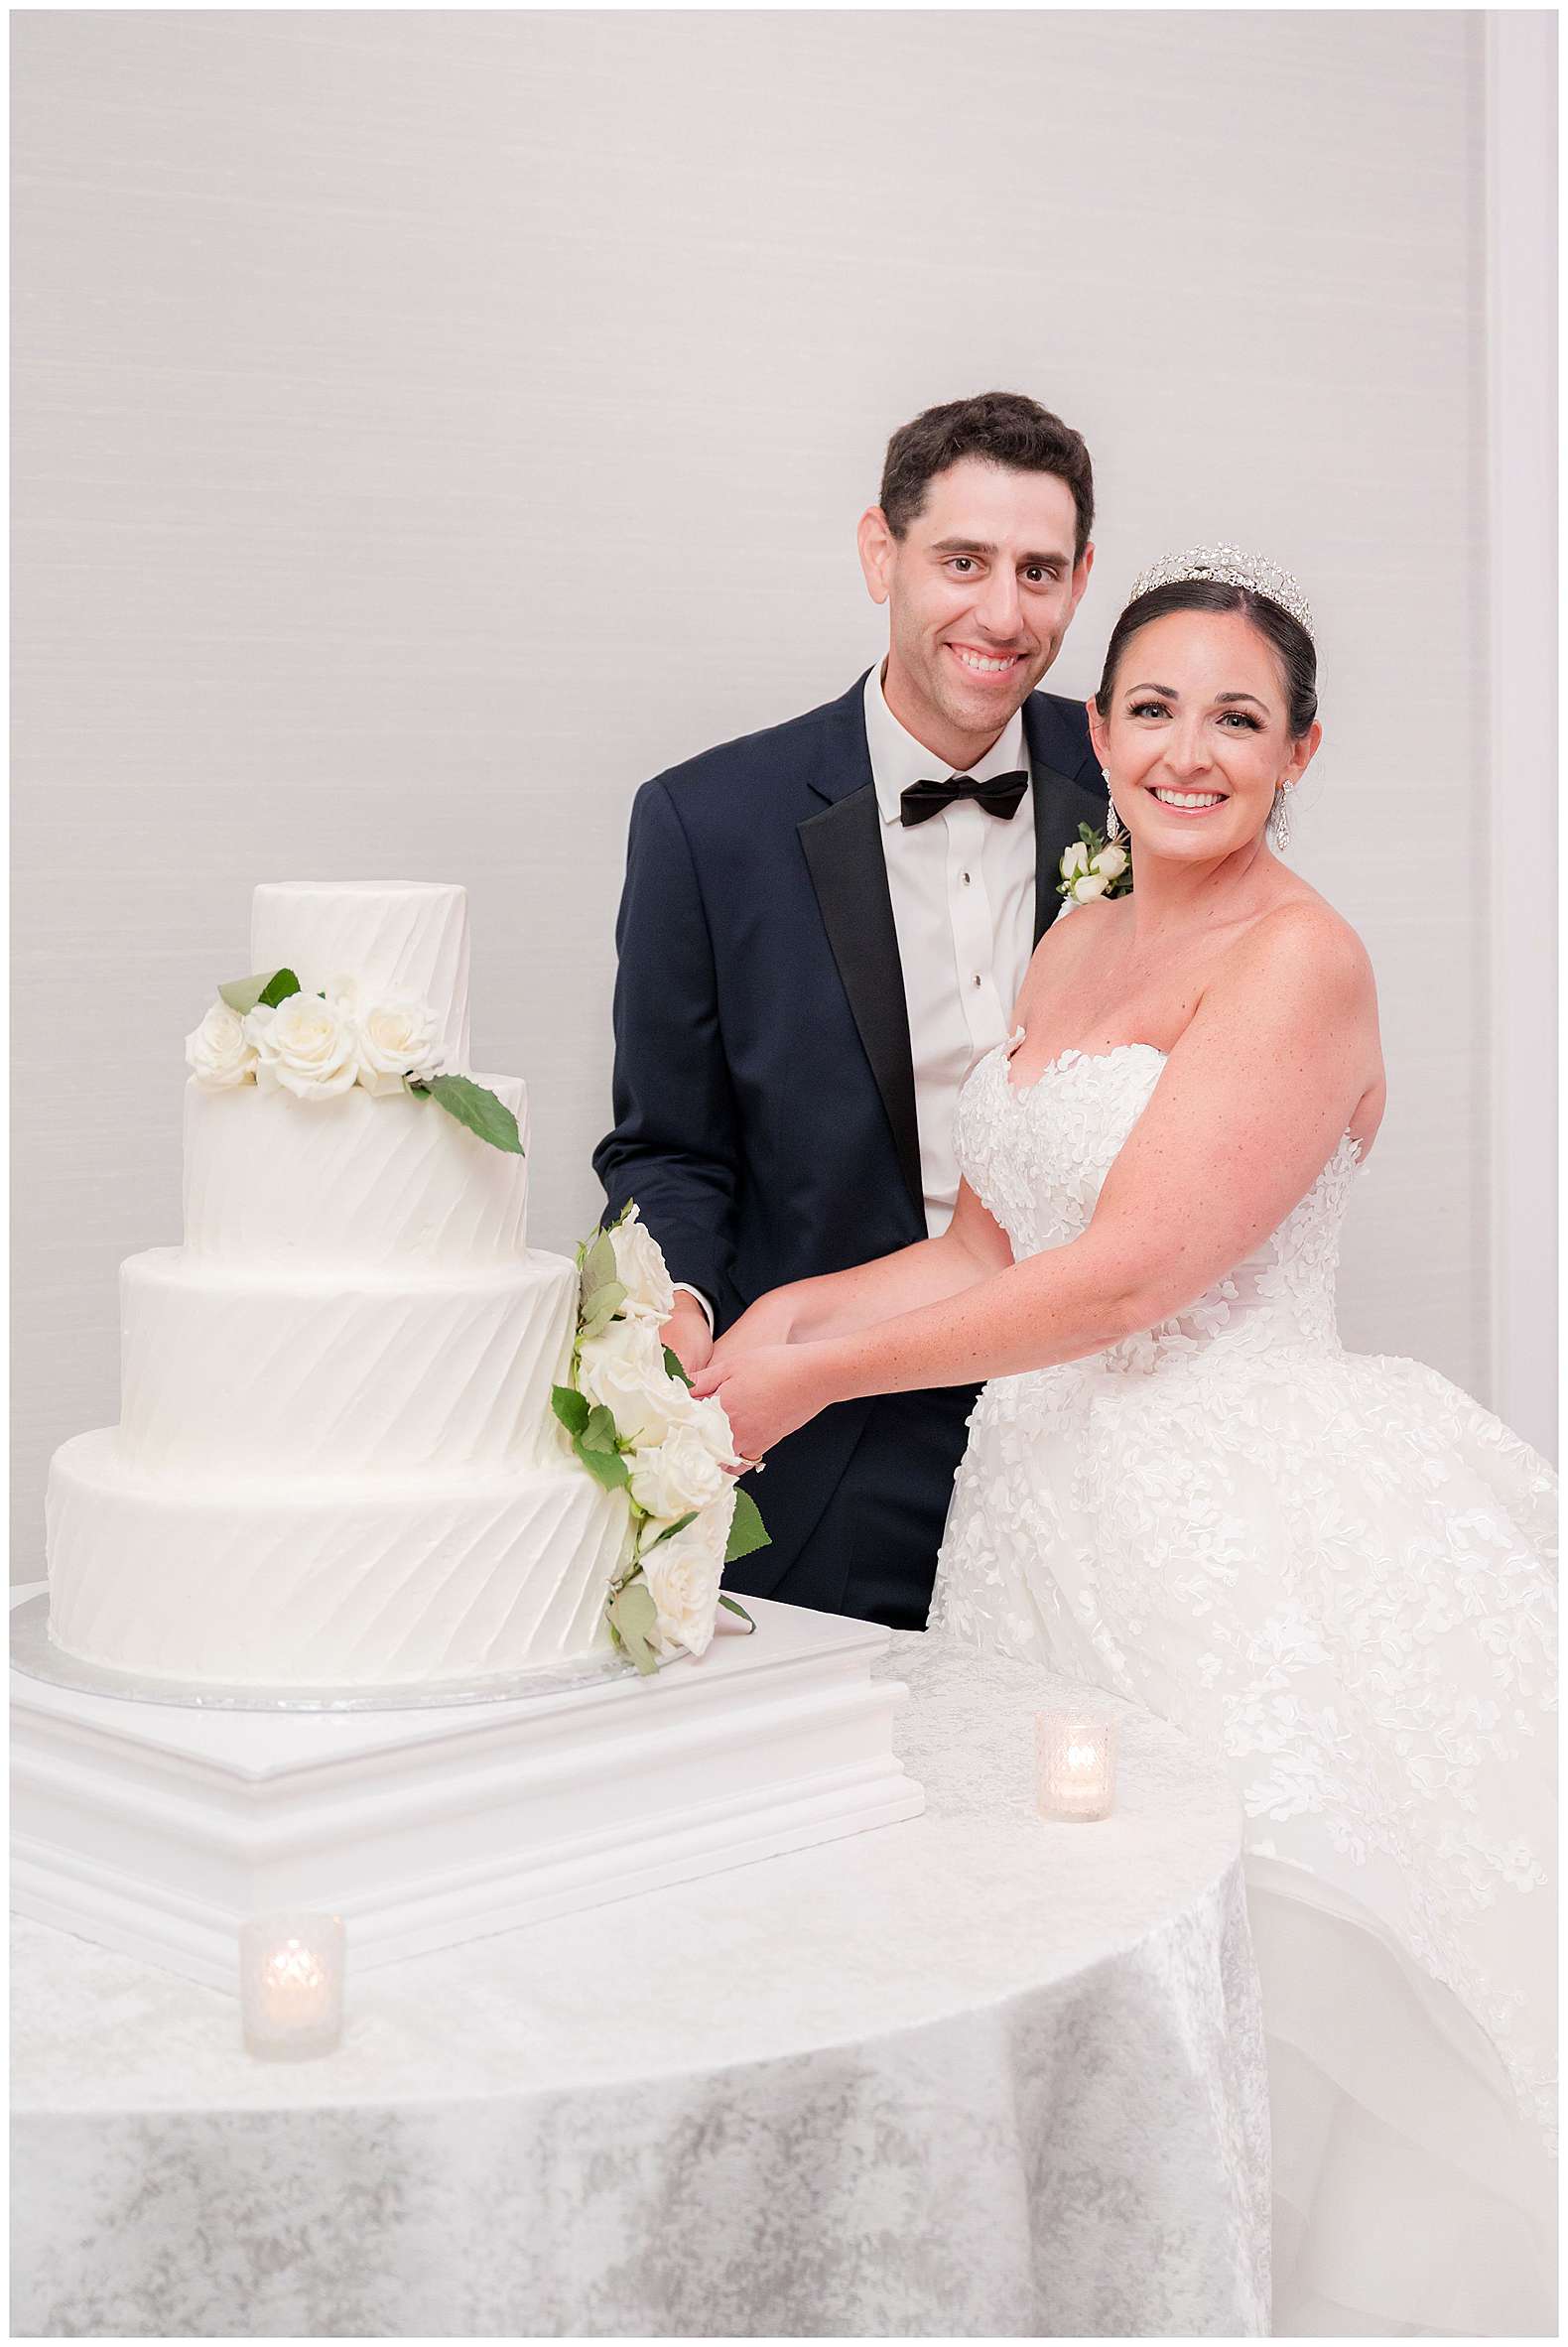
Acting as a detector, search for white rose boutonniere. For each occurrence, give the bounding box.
[186,999,257,1090]
[552,1204,770,1675]
[1058,823,1133,908]
[355,996,445,1098]
[246,989,360,1100]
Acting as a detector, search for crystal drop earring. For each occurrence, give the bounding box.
[1269,785,1292,853]
[1102,768,1124,846]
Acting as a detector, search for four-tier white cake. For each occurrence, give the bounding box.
[46,882,629,1689]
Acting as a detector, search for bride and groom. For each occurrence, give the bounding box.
[593,391,1556,2335]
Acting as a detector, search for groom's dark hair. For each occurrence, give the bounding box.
[879,392,1095,558]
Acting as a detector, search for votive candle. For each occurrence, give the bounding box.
[1035,1713,1116,1821]
[240,1913,345,2058]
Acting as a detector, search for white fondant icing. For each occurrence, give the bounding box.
[118,1249,578,1477]
[183,1074,530,1267]
[249,881,472,1071]
[47,880,624,1692]
[48,1429,627,1687]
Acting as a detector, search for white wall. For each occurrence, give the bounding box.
[12,9,1534,1565]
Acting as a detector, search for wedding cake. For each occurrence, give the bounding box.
[45,882,631,1689]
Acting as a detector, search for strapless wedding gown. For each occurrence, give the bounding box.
[931,1039,1557,2338]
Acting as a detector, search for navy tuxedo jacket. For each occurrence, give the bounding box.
[594,672,1104,1605]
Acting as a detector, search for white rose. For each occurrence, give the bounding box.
[1060,840,1091,880]
[578,1315,686,1447]
[641,1495,734,1659]
[608,1205,676,1325]
[680,1390,739,1466]
[185,999,256,1089]
[355,995,444,1098]
[1095,843,1128,881]
[323,972,361,1013]
[245,990,360,1100]
[627,1419,729,1520]
[1071,872,1110,904]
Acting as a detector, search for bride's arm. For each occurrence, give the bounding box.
[696,905,1378,1454]
[712,1180,1013,1357]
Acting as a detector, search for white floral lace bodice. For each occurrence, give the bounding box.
[956,1037,1358,1372]
[935,1037,1558,2150]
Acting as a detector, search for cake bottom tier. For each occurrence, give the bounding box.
[46,1429,629,1688]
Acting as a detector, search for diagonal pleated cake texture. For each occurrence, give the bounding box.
[46,881,629,1688]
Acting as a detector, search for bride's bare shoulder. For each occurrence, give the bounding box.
[1014,895,1120,1009]
[1229,885,1376,1015]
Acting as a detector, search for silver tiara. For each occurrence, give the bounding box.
[1127,545,1313,635]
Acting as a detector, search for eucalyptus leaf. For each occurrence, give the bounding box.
[717,1594,756,1630]
[643,1510,698,1551]
[609,1578,660,1675]
[551,1385,590,1436]
[217,969,290,1017]
[662,1348,694,1389]
[420,1074,525,1156]
[579,1280,627,1333]
[582,1231,618,1297]
[723,1488,770,1565]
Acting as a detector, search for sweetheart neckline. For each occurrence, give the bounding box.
[999,1038,1167,1100]
[990,1035,1368,1171]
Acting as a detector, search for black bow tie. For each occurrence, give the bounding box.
[899,770,1029,828]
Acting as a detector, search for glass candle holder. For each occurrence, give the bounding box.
[1035,1712,1116,1821]
[239,1913,345,2058]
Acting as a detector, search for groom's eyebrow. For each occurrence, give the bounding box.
[931,536,1072,566]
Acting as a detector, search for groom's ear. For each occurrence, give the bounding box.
[857,506,894,605]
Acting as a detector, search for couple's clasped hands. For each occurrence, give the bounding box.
[663,1293,824,1471]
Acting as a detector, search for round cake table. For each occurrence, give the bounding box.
[12,1630,1271,2338]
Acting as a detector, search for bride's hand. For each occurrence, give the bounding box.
[712,1292,799,1367]
[691,1344,824,1468]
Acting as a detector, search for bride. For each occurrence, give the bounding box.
[693,551,1557,2337]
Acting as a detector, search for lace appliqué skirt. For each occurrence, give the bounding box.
[931,1340,1558,2335]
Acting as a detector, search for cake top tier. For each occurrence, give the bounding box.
[250,882,471,1072]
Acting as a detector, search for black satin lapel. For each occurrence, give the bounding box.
[1032,761,1092,944]
[798,787,924,1221]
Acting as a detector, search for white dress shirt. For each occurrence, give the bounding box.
[863,664,1037,1236]
[674,667,1037,1330]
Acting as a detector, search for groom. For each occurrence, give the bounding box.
[594,391,1107,1630]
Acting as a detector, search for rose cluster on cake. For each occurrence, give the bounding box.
[553,1205,767,1670]
[185,966,520,1152]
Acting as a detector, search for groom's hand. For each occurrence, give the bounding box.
[660,1293,715,1380]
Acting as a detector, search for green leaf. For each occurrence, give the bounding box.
[551,1384,590,1436]
[662,1347,694,1389]
[717,1593,755,1630]
[217,968,298,1017]
[582,1231,618,1297]
[574,1433,630,1492]
[579,1403,621,1454]
[643,1510,698,1551]
[421,1074,525,1156]
[723,1487,770,1565]
[609,1577,660,1675]
[579,1280,627,1337]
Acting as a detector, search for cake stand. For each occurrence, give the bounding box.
[10,1583,923,1991]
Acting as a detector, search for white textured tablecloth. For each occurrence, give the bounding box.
[11,1631,1270,2338]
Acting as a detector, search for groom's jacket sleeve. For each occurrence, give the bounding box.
[593,776,741,1321]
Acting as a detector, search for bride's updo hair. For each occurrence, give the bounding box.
[1095,579,1318,739]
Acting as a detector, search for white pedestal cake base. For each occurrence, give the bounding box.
[10,1583,923,1991]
